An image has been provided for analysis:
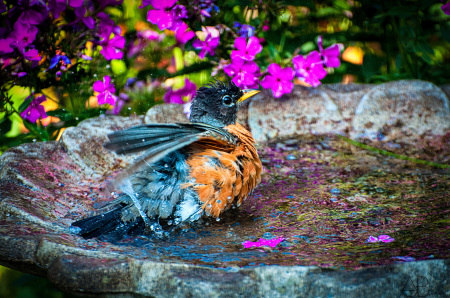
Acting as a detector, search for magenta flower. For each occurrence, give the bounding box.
[93,76,117,105]
[23,49,41,61]
[367,235,395,243]
[0,38,14,54]
[442,2,450,15]
[74,7,95,29]
[140,29,160,41]
[292,51,327,87]
[9,21,38,51]
[260,63,294,98]
[146,0,180,31]
[21,95,48,123]
[100,35,125,60]
[175,23,195,44]
[317,36,341,68]
[242,237,285,248]
[163,78,197,104]
[224,57,260,89]
[192,27,220,59]
[96,12,121,41]
[107,93,129,115]
[231,36,262,61]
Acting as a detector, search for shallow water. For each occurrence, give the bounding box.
[74,135,449,270]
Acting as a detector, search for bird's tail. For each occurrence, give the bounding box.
[71,203,147,239]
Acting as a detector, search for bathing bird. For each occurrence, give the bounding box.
[72,81,262,238]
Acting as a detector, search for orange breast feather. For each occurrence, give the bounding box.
[184,123,262,217]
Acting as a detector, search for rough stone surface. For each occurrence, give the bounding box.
[248,87,347,142]
[351,80,450,140]
[0,81,449,297]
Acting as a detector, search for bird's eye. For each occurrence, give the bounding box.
[222,95,234,107]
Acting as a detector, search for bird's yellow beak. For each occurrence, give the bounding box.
[237,89,260,103]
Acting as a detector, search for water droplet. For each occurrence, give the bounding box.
[216,218,220,221]
[142,139,146,142]
[216,199,221,204]
[167,220,173,225]
[227,196,232,201]
[164,164,168,167]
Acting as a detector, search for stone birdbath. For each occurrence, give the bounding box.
[0,80,449,297]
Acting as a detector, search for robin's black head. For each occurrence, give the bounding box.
[189,81,259,127]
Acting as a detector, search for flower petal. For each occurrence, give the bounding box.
[234,37,247,51]
[267,63,281,75]
[93,80,106,93]
[246,36,262,55]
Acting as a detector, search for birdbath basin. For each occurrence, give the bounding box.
[0,81,449,297]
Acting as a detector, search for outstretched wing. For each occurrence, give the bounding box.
[104,123,238,186]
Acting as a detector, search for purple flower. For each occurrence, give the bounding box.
[233,22,255,38]
[49,54,71,69]
[224,57,260,89]
[367,235,378,243]
[17,4,48,25]
[260,63,294,98]
[175,23,195,44]
[163,78,197,104]
[0,38,15,54]
[317,36,341,68]
[100,35,125,60]
[442,2,450,15]
[192,27,220,59]
[292,51,327,87]
[231,36,262,61]
[48,0,67,19]
[242,237,285,248]
[107,93,129,115]
[74,7,95,29]
[367,235,395,243]
[21,95,48,123]
[377,235,395,243]
[146,0,180,31]
[23,48,41,61]
[93,76,117,105]
[97,12,121,41]
[173,5,188,19]
[9,21,38,51]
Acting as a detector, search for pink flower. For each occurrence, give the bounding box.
[292,51,327,87]
[163,78,197,104]
[260,63,294,98]
[317,36,342,68]
[93,76,117,105]
[21,95,48,123]
[192,27,220,59]
[367,235,395,243]
[146,0,180,31]
[175,23,195,44]
[224,57,260,89]
[231,36,262,61]
[100,35,125,60]
[242,237,285,248]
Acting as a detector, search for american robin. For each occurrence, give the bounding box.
[72,81,262,238]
